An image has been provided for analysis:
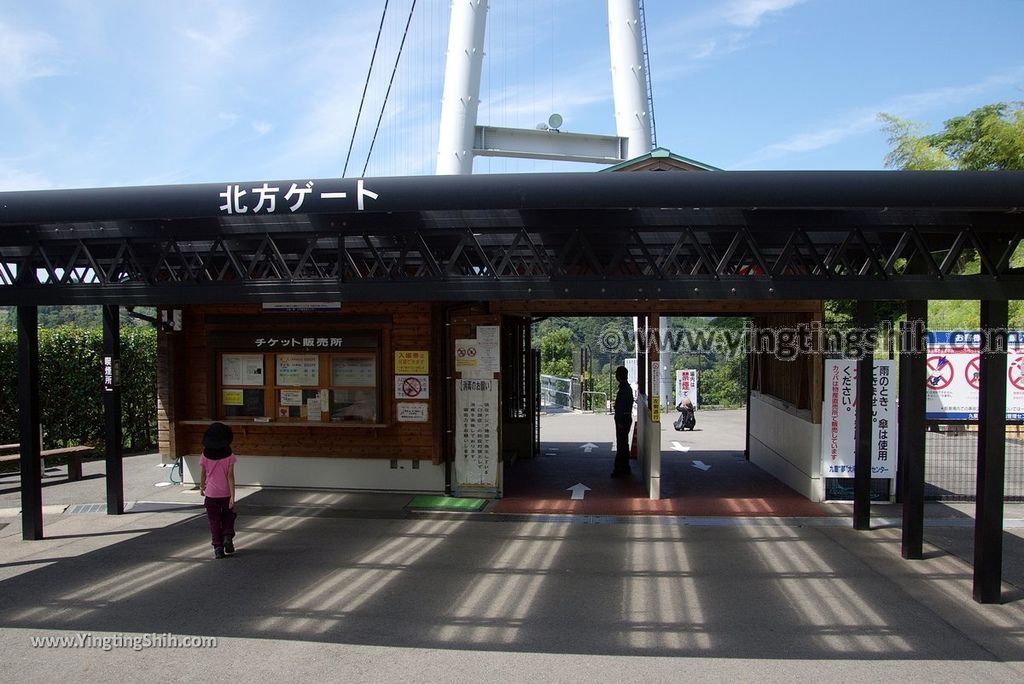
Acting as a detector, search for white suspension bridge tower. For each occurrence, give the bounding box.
[436,0,656,175]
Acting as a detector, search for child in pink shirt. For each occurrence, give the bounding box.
[200,422,237,559]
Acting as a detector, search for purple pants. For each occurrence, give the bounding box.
[204,496,236,547]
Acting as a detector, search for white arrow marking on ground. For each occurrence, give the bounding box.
[691,460,711,471]
[671,441,691,452]
[567,483,591,500]
[580,442,599,453]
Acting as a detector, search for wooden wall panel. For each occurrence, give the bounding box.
[169,302,442,461]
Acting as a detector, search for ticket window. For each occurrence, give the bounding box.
[217,352,380,424]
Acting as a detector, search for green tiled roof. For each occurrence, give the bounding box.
[600,147,721,172]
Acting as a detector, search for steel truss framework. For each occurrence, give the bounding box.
[1,171,1022,305]
[5,170,1023,603]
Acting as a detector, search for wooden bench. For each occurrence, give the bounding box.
[0,445,93,481]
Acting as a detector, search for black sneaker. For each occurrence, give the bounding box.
[214,546,225,559]
[224,539,235,555]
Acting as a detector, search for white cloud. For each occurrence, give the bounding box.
[252,121,273,136]
[652,0,809,66]
[723,0,808,28]
[181,6,254,56]
[733,67,1024,168]
[0,163,53,191]
[0,21,61,91]
[733,112,878,167]
[880,68,1024,119]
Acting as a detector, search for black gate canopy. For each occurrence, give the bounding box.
[1,171,1022,305]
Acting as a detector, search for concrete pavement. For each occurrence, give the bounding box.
[1,445,1023,681]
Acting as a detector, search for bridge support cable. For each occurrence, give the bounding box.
[362,0,420,177]
[637,0,657,148]
[343,1,391,178]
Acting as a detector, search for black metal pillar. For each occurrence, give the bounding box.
[853,300,875,531]
[899,302,927,559]
[974,299,1008,603]
[103,305,124,515]
[18,304,43,540]
[744,349,752,461]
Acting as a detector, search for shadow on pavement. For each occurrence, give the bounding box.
[1,487,1022,661]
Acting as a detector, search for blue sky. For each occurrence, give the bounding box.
[2,0,1022,190]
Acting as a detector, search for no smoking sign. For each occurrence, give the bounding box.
[395,375,430,399]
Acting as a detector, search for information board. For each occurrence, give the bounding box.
[821,359,898,479]
[276,354,319,386]
[222,354,265,386]
[455,378,498,488]
[397,402,429,422]
[926,331,1024,420]
[395,351,429,374]
[331,356,376,386]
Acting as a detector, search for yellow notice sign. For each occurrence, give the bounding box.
[651,396,661,423]
[223,389,243,406]
[395,351,429,374]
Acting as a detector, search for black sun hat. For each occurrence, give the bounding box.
[202,422,233,449]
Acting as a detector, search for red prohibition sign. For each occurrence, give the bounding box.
[467,347,477,357]
[456,348,466,358]
[402,377,422,397]
[1010,356,1024,391]
[965,356,981,390]
[926,355,954,390]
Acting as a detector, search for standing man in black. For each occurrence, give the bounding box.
[612,365,634,477]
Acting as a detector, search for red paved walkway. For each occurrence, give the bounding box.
[493,445,827,517]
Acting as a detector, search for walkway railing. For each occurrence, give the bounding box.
[540,375,574,410]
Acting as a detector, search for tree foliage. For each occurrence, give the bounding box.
[878,100,1024,329]
[0,306,156,330]
[879,101,1024,170]
[0,326,157,450]
[538,327,574,378]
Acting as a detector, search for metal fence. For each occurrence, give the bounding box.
[540,375,574,410]
[925,422,1024,501]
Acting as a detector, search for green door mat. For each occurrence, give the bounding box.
[406,495,487,512]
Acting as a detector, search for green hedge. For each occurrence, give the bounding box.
[0,326,157,451]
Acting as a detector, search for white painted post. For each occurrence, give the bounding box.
[436,0,489,175]
[607,0,652,159]
[659,317,672,408]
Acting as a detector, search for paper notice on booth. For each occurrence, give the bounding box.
[306,397,321,422]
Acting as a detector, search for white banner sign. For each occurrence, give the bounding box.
[822,359,898,479]
[926,331,1024,420]
[675,369,698,408]
[455,378,498,488]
